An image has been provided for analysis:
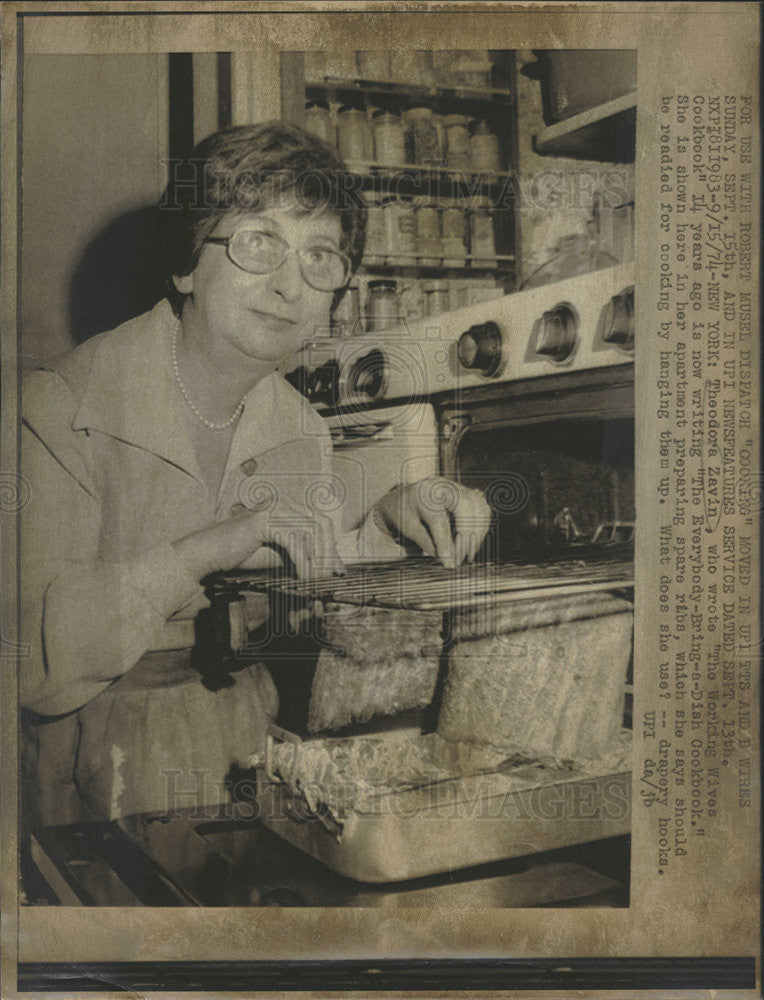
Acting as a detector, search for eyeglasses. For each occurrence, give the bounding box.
[204,229,352,292]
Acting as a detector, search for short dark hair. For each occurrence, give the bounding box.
[159,122,367,316]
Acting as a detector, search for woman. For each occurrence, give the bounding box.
[20,122,490,828]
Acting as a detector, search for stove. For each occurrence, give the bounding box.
[200,265,636,891]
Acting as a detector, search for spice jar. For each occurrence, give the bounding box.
[363,191,386,266]
[423,280,450,317]
[367,279,399,332]
[404,106,442,165]
[397,277,425,324]
[468,197,496,266]
[332,280,361,338]
[415,200,441,266]
[357,50,392,80]
[470,120,500,172]
[372,109,406,165]
[440,199,469,266]
[382,195,416,265]
[304,100,333,147]
[443,114,471,171]
[452,51,492,88]
[337,106,371,162]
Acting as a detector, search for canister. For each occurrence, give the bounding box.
[382,195,416,265]
[337,106,372,162]
[468,197,496,266]
[372,109,406,165]
[363,190,387,266]
[367,279,399,332]
[423,280,450,317]
[415,200,441,266]
[357,50,392,81]
[304,101,333,147]
[404,106,442,165]
[443,114,471,171]
[440,199,468,266]
[470,120,500,172]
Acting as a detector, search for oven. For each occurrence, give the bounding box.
[208,263,636,888]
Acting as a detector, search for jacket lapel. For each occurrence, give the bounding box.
[70,303,203,484]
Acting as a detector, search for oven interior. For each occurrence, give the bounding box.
[458,416,635,562]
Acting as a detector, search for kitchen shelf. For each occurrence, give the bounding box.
[360,254,515,276]
[534,92,637,163]
[307,77,513,107]
[347,160,511,193]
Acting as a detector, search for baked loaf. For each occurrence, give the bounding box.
[438,597,633,761]
[307,602,443,732]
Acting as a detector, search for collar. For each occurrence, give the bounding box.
[69,300,318,488]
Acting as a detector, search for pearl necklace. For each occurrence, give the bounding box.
[171,319,245,430]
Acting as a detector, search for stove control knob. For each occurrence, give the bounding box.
[601,287,635,350]
[347,348,386,399]
[457,322,503,377]
[535,304,577,362]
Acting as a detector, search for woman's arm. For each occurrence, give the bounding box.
[20,414,204,717]
[21,370,343,716]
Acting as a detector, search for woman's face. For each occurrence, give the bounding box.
[174,202,342,372]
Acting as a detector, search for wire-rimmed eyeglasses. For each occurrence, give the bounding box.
[204,229,352,292]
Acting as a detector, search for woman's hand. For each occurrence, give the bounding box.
[373,477,491,568]
[172,495,343,582]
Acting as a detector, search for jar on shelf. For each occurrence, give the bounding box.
[443,114,472,171]
[470,120,501,172]
[404,106,442,166]
[337,105,372,162]
[522,233,618,290]
[432,50,492,88]
[397,277,425,324]
[452,51,492,88]
[382,195,417,265]
[372,108,406,165]
[332,280,361,338]
[423,280,450,317]
[441,199,469,266]
[468,197,497,266]
[363,190,387,266]
[367,279,399,332]
[357,50,392,81]
[415,200,441,266]
[304,100,334,147]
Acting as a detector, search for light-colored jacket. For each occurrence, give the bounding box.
[20,300,398,825]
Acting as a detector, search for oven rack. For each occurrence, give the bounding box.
[209,555,634,612]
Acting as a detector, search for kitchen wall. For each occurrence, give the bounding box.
[21,54,170,365]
